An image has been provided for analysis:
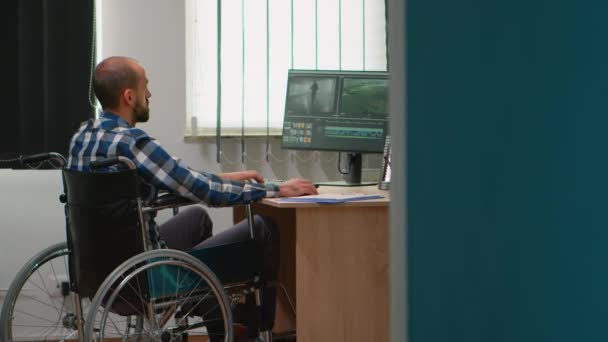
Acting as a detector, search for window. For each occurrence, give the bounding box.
[186,0,387,136]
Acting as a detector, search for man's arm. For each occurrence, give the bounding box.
[218,170,264,183]
[122,136,279,206]
[218,171,318,197]
[277,178,319,197]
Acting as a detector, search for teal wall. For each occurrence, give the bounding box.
[406,0,608,341]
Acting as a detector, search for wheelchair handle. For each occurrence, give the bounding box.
[90,156,136,170]
[21,152,66,167]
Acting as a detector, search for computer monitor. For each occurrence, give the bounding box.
[282,70,389,184]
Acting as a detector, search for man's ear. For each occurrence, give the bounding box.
[122,89,134,106]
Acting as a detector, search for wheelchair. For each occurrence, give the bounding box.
[0,152,284,342]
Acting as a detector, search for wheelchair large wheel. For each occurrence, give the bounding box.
[0,242,81,341]
[85,249,233,342]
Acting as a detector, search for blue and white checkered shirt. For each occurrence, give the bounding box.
[68,111,279,207]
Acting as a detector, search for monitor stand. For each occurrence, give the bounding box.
[315,153,378,187]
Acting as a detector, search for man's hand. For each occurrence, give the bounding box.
[219,170,264,183]
[278,178,319,197]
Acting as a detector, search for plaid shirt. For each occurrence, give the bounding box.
[68,111,279,207]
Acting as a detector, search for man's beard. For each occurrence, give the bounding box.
[134,100,150,123]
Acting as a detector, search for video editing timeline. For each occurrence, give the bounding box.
[282,116,386,152]
[324,126,384,139]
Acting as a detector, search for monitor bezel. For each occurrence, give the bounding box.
[282,69,389,154]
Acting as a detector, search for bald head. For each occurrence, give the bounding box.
[93,56,142,110]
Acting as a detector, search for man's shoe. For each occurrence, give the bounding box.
[234,323,249,342]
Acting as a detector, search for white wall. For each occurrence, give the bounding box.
[0,0,381,290]
[0,170,65,289]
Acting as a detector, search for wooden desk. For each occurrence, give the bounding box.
[234,186,389,342]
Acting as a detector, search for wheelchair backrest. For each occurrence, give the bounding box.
[62,168,147,299]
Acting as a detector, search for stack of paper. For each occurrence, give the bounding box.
[278,193,384,204]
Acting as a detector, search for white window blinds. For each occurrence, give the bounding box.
[186,0,387,136]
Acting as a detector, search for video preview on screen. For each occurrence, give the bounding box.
[285,77,337,115]
[340,78,388,117]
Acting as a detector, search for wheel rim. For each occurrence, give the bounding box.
[0,243,81,341]
[0,243,140,342]
[86,250,232,342]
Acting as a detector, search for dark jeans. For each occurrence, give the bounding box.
[159,206,279,338]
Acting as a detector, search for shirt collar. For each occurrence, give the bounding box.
[101,111,133,128]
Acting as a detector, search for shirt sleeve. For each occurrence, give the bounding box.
[120,134,279,207]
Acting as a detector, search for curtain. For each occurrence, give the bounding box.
[0,0,95,167]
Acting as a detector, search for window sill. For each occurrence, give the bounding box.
[183,128,283,141]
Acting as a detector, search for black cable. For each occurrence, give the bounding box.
[0,153,66,169]
[0,153,22,168]
[0,158,22,164]
[87,1,97,109]
[0,158,51,169]
[24,159,63,170]
[216,0,223,163]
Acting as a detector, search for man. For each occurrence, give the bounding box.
[309,79,319,111]
[68,56,318,340]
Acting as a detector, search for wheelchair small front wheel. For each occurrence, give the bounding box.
[85,249,233,342]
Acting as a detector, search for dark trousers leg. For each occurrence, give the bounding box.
[195,215,279,336]
[160,208,279,338]
[158,206,213,250]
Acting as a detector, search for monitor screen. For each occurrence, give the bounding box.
[282,70,388,153]
[340,77,388,117]
[285,76,338,115]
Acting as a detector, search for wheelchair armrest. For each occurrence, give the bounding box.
[149,193,195,209]
[148,193,255,239]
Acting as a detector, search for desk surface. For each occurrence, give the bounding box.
[261,185,390,208]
